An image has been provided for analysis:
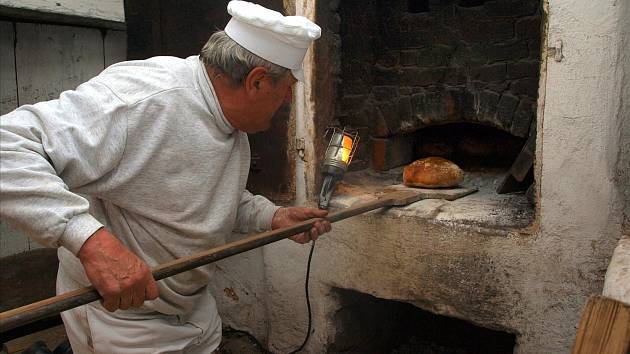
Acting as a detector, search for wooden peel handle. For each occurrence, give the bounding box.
[0,195,397,333]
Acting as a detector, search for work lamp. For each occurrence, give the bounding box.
[318,127,359,209]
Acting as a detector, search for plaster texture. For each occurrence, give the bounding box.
[207,232,270,347]
[212,1,629,353]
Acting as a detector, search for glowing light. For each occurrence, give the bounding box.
[340,135,353,163]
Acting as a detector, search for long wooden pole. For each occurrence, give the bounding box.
[1,190,427,333]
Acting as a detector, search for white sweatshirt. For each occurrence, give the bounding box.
[0,56,279,331]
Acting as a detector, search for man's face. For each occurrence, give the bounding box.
[245,73,296,133]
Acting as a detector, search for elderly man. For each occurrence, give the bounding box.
[0,1,328,352]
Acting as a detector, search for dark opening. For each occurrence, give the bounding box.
[415,123,525,169]
[408,0,430,13]
[458,0,486,7]
[329,288,516,354]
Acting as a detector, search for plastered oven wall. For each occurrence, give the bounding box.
[212,1,629,353]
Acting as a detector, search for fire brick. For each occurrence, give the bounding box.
[510,78,539,97]
[341,94,368,114]
[496,94,520,130]
[515,16,542,39]
[400,67,448,86]
[473,63,507,82]
[486,41,528,62]
[416,46,453,67]
[444,87,467,121]
[479,90,501,124]
[374,65,401,85]
[511,98,535,137]
[507,60,540,79]
[400,50,419,66]
[484,0,538,17]
[376,50,400,67]
[398,96,413,127]
[371,135,417,171]
[372,86,400,102]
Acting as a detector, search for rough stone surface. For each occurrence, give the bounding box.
[371,135,416,171]
[496,93,520,130]
[334,0,542,167]
[511,98,535,137]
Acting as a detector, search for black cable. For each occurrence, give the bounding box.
[288,239,316,354]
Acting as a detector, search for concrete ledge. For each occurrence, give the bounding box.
[331,168,535,231]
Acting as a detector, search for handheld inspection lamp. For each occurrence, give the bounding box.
[318,127,359,209]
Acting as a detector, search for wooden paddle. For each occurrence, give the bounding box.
[0,187,475,332]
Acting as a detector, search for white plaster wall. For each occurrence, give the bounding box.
[617,0,630,235]
[515,0,628,351]
[211,1,630,353]
[206,232,270,346]
[603,0,630,307]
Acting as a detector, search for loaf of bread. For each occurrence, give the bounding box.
[403,157,464,188]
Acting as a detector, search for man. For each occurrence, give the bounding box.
[0,1,329,352]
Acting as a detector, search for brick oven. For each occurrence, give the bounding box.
[334,0,540,191]
[304,0,542,231]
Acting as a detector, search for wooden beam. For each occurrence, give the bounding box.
[571,295,630,354]
[0,5,125,30]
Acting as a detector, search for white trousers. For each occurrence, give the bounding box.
[57,267,221,354]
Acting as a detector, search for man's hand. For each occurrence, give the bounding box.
[78,228,159,312]
[272,207,332,244]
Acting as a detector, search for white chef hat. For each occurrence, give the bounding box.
[224,1,321,82]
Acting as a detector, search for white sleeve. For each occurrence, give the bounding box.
[233,190,281,233]
[0,80,128,255]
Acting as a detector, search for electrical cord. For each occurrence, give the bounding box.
[288,239,316,354]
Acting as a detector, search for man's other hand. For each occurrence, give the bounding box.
[272,207,332,244]
[78,228,159,312]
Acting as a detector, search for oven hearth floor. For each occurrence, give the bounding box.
[330,168,534,231]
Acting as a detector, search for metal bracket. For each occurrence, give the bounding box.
[548,39,563,62]
[295,138,306,161]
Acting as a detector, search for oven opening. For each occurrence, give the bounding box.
[323,0,542,229]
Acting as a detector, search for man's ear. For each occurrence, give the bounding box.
[244,67,269,97]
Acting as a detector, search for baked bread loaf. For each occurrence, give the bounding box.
[403,157,464,188]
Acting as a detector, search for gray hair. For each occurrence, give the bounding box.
[200,31,290,84]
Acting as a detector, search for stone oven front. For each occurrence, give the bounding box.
[301,1,543,351]
[335,0,540,175]
[211,0,554,353]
